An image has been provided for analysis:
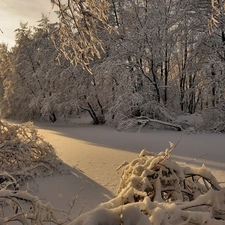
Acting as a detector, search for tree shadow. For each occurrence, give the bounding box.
[35,122,225,166]
[34,122,182,154]
[34,121,225,189]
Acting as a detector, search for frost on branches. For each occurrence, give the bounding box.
[71,143,225,225]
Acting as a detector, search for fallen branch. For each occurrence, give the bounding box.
[0,190,65,225]
[136,116,183,131]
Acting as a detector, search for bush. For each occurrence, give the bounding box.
[0,120,62,186]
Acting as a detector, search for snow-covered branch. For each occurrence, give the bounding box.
[136,116,183,131]
[0,190,65,225]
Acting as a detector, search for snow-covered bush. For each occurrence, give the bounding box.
[0,120,62,187]
[109,93,178,132]
[0,120,66,225]
[70,143,225,225]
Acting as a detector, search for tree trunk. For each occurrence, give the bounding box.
[80,95,105,125]
[150,59,161,103]
[49,111,57,123]
[164,46,169,104]
[211,64,216,108]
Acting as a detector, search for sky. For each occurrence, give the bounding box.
[0,0,58,48]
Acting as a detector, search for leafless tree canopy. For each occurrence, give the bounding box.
[51,0,111,73]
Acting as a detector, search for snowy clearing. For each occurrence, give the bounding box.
[34,122,225,220]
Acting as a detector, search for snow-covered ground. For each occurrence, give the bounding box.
[29,121,225,221]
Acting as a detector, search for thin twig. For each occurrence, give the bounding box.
[68,187,84,215]
[183,153,208,166]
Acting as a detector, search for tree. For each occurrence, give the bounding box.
[1,19,64,122]
[171,1,209,114]
[0,43,11,118]
[88,0,186,128]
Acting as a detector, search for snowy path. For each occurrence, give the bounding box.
[33,122,225,220]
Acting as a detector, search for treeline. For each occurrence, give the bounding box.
[1,0,225,131]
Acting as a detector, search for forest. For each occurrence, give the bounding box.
[1,0,225,132]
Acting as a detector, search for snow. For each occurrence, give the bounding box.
[24,121,225,223]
